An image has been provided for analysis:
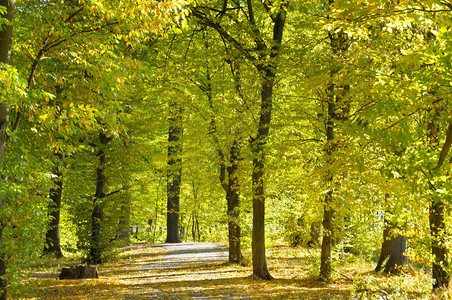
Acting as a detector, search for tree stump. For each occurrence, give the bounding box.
[58,265,99,279]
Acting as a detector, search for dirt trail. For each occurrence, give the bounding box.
[142,243,228,270]
[30,243,353,299]
[119,243,252,299]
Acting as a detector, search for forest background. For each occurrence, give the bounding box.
[0,0,451,299]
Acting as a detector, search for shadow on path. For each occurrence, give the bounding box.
[31,243,356,299]
[142,243,228,271]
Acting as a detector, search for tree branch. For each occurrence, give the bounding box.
[434,122,452,170]
[106,184,131,197]
[260,0,272,16]
[191,9,257,64]
[247,0,266,52]
[64,6,85,23]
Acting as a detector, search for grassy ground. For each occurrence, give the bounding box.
[23,243,450,299]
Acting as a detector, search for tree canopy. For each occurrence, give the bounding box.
[0,0,451,298]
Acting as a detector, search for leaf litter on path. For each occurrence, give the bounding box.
[26,243,354,299]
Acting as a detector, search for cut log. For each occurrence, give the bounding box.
[58,265,99,279]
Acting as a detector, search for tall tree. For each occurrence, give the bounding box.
[319,27,350,281]
[192,0,287,278]
[428,120,452,289]
[43,152,65,258]
[191,34,244,263]
[166,100,183,243]
[0,0,15,298]
[249,1,286,279]
[208,96,244,264]
[88,131,111,264]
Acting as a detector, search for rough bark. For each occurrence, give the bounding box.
[88,132,110,265]
[375,220,409,273]
[320,187,334,280]
[0,1,14,298]
[250,67,278,279]
[430,199,449,288]
[251,136,271,279]
[43,153,64,258]
[428,117,451,289]
[319,26,350,281]
[166,101,182,243]
[248,2,286,280]
[226,141,242,263]
[320,93,336,281]
[250,72,277,279]
[0,0,13,65]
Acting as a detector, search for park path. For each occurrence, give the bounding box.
[30,242,352,299]
[142,242,228,271]
[121,242,252,299]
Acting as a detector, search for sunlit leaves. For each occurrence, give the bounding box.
[0,63,27,108]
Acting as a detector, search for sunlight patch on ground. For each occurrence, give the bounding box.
[24,243,442,299]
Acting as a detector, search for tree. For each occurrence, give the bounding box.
[320,25,350,283]
[88,131,112,264]
[166,100,183,243]
[189,32,245,262]
[428,121,452,289]
[117,138,132,244]
[0,1,15,298]
[375,217,409,274]
[193,0,288,279]
[374,153,411,274]
[249,2,287,279]
[43,152,65,258]
[0,0,192,296]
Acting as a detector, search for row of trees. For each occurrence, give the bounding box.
[0,0,451,298]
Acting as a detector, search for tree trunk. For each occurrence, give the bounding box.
[308,222,321,248]
[204,60,243,263]
[375,219,408,273]
[152,178,163,243]
[0,1,14,298]
[0,1,13,65]
[430,197,449,288]
[88,132,109,265]
[251,143,271,279]
[117,184,131,244]
[427,117,451,289]
[290,219,303,247]
[43,153,64,258]
[249,2,286,280]
[320,97,336,281]
[0,109,8,300]
[319,19,350,281]
[251,73,276,279]
[226,140,242,263]
[166,101,182,243]
[320,190,334,280]
[117,137,131,244]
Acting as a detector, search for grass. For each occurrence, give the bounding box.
[22,243,451,299]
